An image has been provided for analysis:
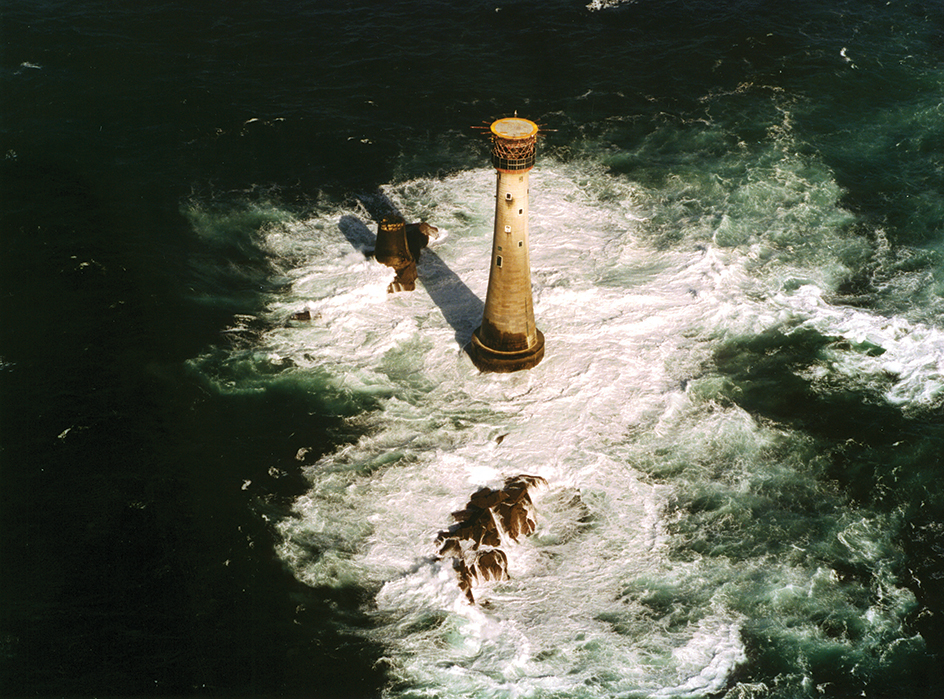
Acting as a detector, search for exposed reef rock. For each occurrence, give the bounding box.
[375,216,438,293]
[435,474,547,603]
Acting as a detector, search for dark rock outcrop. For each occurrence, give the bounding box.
[435,474,546,603]
[375,216,438,293]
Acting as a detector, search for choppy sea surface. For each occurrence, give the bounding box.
[3,1,944,697]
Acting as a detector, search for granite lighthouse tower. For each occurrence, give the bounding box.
[469,117,545,372]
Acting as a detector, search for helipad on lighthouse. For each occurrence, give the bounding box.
[469,117,545,372]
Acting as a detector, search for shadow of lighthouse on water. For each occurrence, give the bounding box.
[338,189,484,355]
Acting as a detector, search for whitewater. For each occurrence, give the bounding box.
[183,124,942,696]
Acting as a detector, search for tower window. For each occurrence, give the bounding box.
[496,256,502,268]
[518,208,523,215]
[518,241,523,247]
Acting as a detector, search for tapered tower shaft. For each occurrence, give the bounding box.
[470,117,545,372]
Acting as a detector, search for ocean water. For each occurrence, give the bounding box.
[3,1,944,697]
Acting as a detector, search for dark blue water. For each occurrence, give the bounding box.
[2,1,944,697]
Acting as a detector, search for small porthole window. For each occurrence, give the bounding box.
[518,241,523,247]
[496,256,503,268]
[518,208,523,215]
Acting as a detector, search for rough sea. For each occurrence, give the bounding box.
[3,1,944,697]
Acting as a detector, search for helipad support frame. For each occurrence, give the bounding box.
[469,117,545,372]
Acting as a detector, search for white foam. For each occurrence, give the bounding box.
[259,167,747,695]
[195,154,937,695]
[768,283,944,411]
[585,0,635,11]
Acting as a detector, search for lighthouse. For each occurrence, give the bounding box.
[469,117,545,372]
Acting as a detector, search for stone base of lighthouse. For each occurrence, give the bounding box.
[469,327,545,373]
